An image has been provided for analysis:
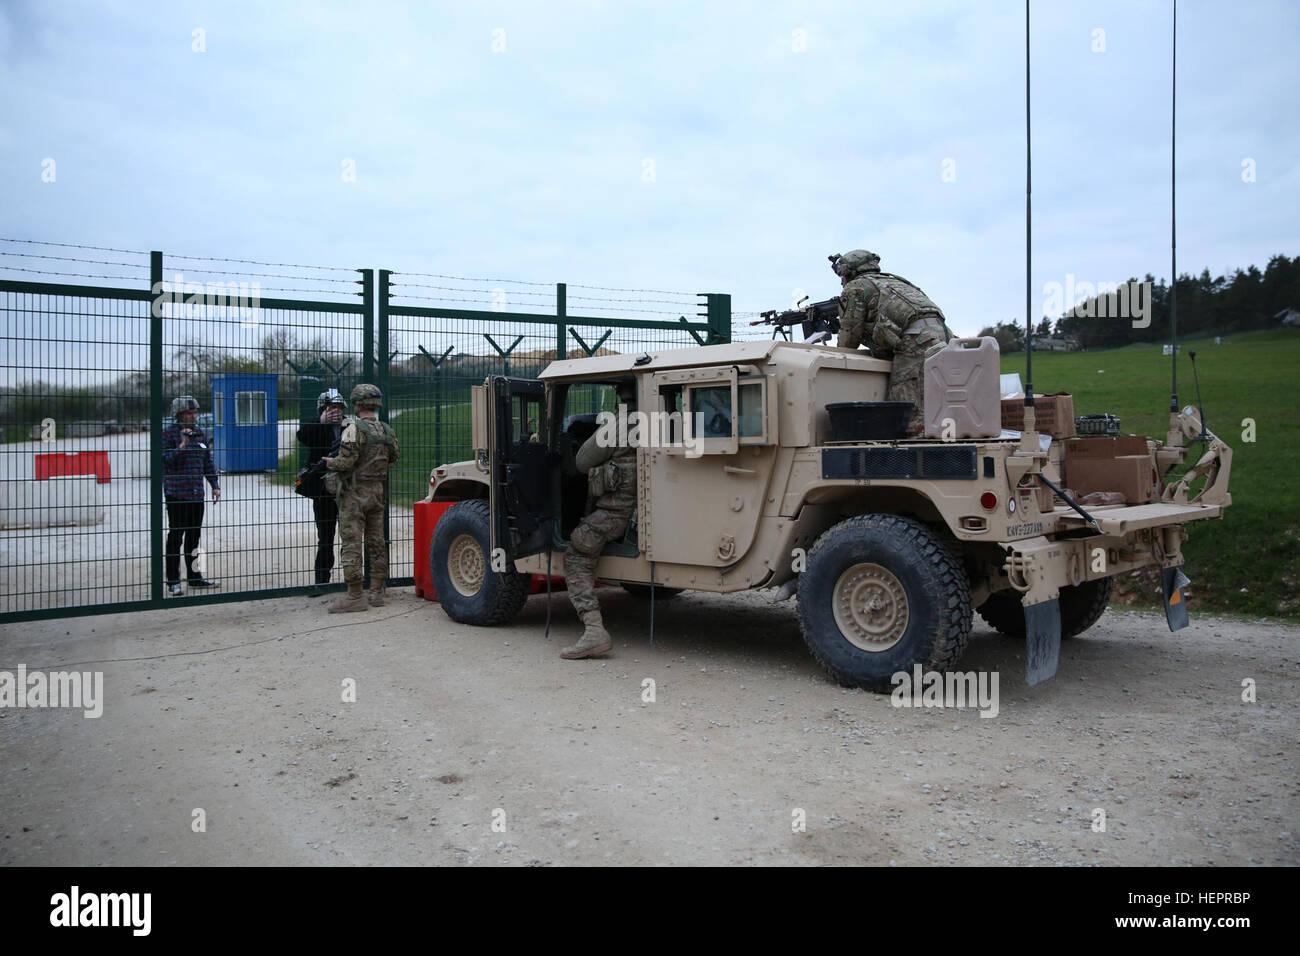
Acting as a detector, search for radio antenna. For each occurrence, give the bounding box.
[1169,0,1179,414]
[1024,0,1035,412]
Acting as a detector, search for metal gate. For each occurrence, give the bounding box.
[0,240,729,622]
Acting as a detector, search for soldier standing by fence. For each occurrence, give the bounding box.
[322,384,399,613]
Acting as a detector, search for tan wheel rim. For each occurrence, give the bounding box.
[832,562,908,651]
[447,534,485,597]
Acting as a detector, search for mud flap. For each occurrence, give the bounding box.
[1023,599,1061,686]
[1161,565,1191,632]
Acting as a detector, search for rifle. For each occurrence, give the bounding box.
[751,296,841,341]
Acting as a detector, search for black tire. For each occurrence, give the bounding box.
[620,583,683,600]
[797,514,972,692]
[977,576,1114,640]
[429,499,530,626]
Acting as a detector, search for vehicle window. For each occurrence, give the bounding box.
[512,393,543,443]
[738,381,763,438]
[659,385,684,444]
[691,385,732,437]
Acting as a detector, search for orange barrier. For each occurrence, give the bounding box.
[413,500,565,601]
[35,451,111,484]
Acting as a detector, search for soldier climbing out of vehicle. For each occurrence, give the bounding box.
[560,379,638,660]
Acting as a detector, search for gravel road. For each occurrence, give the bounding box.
[1,588,1296,866]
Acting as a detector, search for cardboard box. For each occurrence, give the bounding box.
[1001,392,1076,439]
[1065,455,1158,504]
[1064,435,1149,460]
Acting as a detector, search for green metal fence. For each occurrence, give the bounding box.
[0,240,730,622]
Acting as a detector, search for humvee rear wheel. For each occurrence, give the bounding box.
[798,514,972,692]
[978,576,1113,640]
[429,500,530,626]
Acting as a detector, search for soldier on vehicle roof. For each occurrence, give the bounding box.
[832,249,954,436]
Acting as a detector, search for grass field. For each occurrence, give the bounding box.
[272,404,474,503]
[1001,328,1300,621]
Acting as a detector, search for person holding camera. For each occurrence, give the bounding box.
[297,387,346,594]
[162,395,221,595]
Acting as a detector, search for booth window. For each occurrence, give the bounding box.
[213,392,223,426]
[236,391,267,425]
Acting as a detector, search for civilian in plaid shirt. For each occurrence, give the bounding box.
[162,395,221,594]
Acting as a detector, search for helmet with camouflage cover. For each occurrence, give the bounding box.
[170,395,199,418]
[831,249,881,279]
[317,387,345,412]
[350,383,383,409]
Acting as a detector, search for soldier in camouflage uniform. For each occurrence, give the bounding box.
[322,383,400,613]
[833,249,954,436]
[561,382,638,660]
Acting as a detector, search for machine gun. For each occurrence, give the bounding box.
[752,296,841,342]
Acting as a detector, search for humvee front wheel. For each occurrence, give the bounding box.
[798,514,972,692]
[429,500,530,626]
[977,576,1113,640]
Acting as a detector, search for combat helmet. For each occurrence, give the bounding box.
[170,395,199,418]
[830,249,881,279]
[317,387,345,412]
[350,383,383,409]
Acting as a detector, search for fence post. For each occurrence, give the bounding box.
[362,269,375,382]
[376,270,389,418]
[556,282,567,361]
[150,251,164,604]
[375,269,389,576]
[704,292,732,344]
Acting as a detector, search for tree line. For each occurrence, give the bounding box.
[980,252,1298,351]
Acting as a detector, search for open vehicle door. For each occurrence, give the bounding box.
[482,376,551,562]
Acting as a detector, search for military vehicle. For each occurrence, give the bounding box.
[423,340,1231,690]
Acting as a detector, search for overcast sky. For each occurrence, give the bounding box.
[2,0,1297,338]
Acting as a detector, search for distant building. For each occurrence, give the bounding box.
[1275,308,1299,327]
[1038,336,1079,351]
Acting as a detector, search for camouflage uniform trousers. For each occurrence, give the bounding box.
[565,506,632,616]
[337,479,388,585]
[888,321,952,435]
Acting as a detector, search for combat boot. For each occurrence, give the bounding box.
[367,584,387,607]
[329,581,368,614]
[311,568,331,597]
[560,611,613,659]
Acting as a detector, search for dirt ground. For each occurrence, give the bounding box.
[1,587,1296,866]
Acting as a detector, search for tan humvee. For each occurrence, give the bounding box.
[424,340,1231,690]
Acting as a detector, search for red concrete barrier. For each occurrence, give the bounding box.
[35,451,111,484]
[413,500,565,601]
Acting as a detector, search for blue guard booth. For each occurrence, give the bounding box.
[211,373,278,472]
